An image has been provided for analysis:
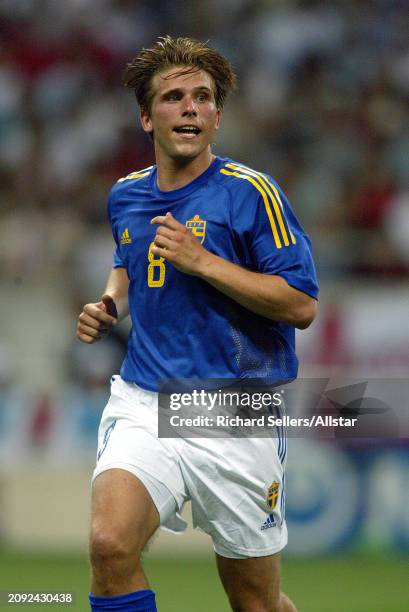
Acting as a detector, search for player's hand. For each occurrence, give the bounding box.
[77,294,118,344]
[150,212,212,276]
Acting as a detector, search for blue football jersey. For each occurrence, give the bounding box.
[108,156,318,391]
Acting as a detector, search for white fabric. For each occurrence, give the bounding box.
[92,376,288,558]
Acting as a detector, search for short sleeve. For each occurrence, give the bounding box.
[243,178,319,299]
[112,246,125,268]
[107,187,126,269]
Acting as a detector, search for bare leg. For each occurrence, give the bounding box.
[216,552,297,612]
[89,468,160,596]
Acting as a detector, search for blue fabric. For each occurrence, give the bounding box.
[89,589,156,611]
[108,156,319,390]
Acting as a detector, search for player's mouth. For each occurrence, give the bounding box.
[173,125,202,139]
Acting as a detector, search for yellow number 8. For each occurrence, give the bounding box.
[147,241,166,287]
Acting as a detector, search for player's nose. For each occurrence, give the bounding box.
[181,95,197,116]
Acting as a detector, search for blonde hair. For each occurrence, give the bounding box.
[122,35,236,112]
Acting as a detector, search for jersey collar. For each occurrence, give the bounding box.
[149,156,224,201]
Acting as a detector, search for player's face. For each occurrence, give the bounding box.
[140,67,221,163]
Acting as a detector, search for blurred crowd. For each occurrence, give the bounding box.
[0,0,408,452]
[1,0,408,286]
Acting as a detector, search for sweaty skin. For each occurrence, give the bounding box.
[140,67,220,190]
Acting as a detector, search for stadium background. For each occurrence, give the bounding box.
[0,0,408,610]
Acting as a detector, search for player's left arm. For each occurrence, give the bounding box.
[151,213,317,329]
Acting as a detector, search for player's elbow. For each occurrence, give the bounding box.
[293,298,317,329]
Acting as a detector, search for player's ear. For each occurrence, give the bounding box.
[140,109,153,135]
[214,109,221,130]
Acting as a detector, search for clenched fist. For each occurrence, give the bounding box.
[77,294,118,344]
[150,212,212,276]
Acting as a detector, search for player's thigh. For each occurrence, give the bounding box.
[216,552,281,608]
[90,468,160,559]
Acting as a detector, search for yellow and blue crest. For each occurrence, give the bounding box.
[267,481,280,510]
[186,214,206,244]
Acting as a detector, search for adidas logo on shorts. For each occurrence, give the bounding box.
[261,513,276,531]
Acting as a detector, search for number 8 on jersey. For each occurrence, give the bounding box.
[147,241,166,287]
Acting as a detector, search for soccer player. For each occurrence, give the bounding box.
[77,36,318,612]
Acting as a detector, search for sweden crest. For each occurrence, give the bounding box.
[267,481,280,510]
[186,214,206,244]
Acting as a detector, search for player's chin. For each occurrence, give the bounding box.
[172,141,208,160]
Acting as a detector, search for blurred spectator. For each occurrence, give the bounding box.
[0,0,408,393]
[1,0,408,278]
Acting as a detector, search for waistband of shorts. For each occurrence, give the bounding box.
[111,375,158,400]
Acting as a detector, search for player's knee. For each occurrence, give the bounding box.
[90,528,140,570]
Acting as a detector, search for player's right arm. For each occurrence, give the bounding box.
[76,267,129,344]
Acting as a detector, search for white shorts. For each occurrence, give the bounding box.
[93,375,288,559]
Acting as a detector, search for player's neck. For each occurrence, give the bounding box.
[155,148,215,192]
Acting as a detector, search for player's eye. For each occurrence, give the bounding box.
[197,92,209,102]
[164,92,181,102]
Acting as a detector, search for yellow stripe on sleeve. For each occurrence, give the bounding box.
[220,168,282,248]
[117,171,150,183]
[227,163,296,245]
[226,164,296,246]
[258,171,296,245]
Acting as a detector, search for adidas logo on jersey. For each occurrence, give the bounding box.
[261,514,276,531]
[120,228,132,244]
